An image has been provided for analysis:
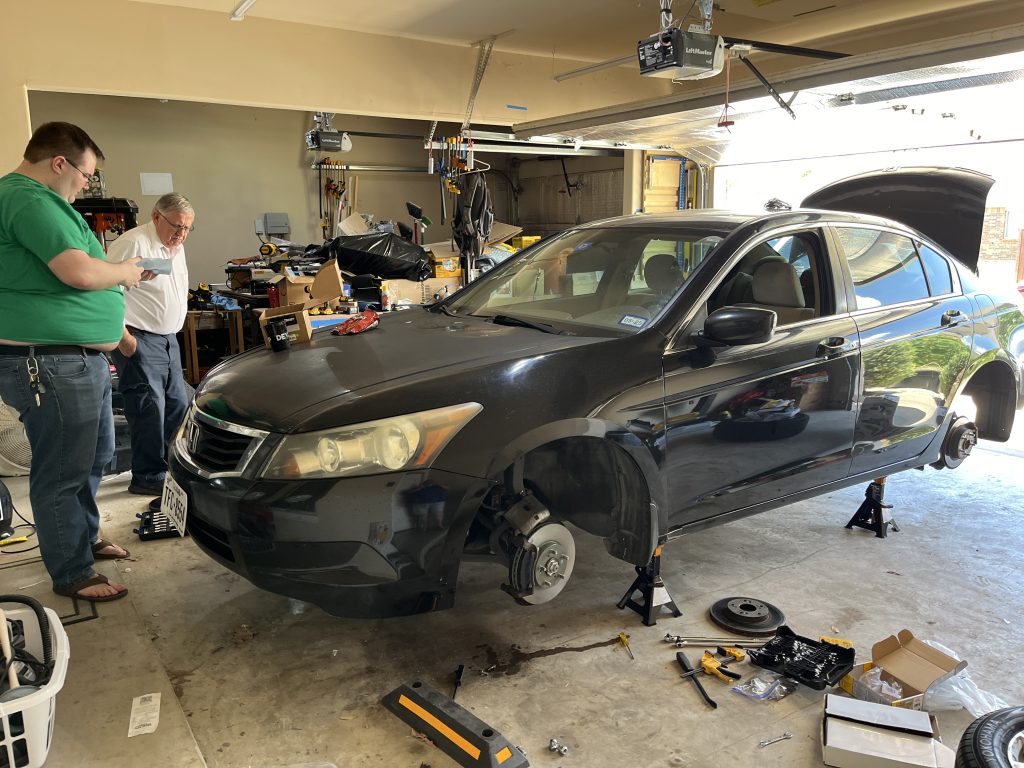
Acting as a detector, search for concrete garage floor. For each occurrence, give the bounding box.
[1,422,1021,768]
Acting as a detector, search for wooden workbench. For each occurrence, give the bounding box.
[179,309,245,386]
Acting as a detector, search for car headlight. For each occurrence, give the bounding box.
[259,402,483,479]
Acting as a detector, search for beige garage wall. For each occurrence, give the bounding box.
[29,92,466,284]
[0,0,669,170]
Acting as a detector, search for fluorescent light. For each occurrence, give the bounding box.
[229,0,257,22]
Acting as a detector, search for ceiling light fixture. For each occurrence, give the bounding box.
[229,0,257,22]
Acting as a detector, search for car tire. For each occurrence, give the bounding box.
[955,706,1024,768]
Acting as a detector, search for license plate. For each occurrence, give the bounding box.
[161,474,188,537]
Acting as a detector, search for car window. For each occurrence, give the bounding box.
[710,230,828,322]
[446,226,733,336]
[917,243,954,296]
[834,228,929,309]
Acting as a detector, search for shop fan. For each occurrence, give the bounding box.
[0,398,30,476]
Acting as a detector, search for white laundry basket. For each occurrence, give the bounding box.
[0,604,69,768]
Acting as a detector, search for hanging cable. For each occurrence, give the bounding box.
[718,55,735,128]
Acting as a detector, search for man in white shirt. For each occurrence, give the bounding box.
[107,193,194,497]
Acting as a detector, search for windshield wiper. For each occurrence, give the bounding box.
[490,314,569,335]
[427,302,458,316]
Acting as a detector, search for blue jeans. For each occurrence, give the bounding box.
[89,380,114,498]
[111,332,188,483]
[0,350,111,590]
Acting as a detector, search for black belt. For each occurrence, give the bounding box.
[0,345,104,357]
[126,325,157,336]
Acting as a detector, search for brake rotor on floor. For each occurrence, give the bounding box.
[708,596,786,637]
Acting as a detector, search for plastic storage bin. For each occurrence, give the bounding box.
[0,605,69,768]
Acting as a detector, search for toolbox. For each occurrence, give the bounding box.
[748,625,855,689]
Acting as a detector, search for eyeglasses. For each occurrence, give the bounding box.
[157,210,195,234]
[62,157,97,183]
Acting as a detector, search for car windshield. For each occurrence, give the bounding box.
[444,225,728,336]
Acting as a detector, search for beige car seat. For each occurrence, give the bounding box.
[736,261,815,325]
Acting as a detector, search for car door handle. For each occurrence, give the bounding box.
[941,309,965,327]
[816,337,856,358]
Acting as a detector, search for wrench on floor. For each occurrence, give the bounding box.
[759,732,793,748]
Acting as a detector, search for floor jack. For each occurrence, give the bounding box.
[617,545,682,626]
[845,477,900,538]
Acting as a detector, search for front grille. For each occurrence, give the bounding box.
[188,419,253,472]
[182,410,269,476]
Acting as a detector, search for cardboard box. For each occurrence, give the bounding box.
[822,694,955,768]
[838,630,966,710]
[267,272,315,307]
[387,277,462,305]
[336,212,369,236]
[430,255,462,279]
[259,259,346,347]
[510,235,542,250]
[422,220,524,262]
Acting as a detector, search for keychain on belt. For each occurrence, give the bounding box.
[26,356,46,407]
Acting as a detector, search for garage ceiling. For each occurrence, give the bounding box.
[129,0,1018,63]
[130,0,1024,160]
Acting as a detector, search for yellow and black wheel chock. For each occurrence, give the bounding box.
[382,680,529,767]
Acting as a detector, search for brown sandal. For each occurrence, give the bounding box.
[53,573,129,602]
[92,539,130,560]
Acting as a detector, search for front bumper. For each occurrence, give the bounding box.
[169,451,488,618]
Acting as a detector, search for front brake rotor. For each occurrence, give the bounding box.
[509,522,576,605]
[708,596,786,636]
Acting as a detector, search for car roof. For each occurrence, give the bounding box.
[573,208,913,233]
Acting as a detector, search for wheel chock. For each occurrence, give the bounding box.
[382,680,529,767]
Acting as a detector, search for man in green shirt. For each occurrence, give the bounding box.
[0,122,144,602]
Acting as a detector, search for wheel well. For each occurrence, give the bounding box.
[521,436,653,565]
[961,361,1017,442]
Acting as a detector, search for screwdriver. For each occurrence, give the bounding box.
[618,632,635,660]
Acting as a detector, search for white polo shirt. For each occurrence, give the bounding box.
[106,221,189,335]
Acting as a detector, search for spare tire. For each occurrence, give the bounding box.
[955,706,1024,768]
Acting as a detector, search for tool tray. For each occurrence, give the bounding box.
[747,625,854,690]
[134,510,188,541]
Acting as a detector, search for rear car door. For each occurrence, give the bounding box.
[659,227,859,531]
[831,225,974,475]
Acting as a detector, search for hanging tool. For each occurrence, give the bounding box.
[676,651,717,709]
[618,632,635,660]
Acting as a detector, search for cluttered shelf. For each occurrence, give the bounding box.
[178,309,245,386]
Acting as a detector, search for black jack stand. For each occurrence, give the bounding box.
[845,477,901,538]
[617,545,682,626]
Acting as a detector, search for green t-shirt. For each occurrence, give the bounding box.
[0,173,124,345]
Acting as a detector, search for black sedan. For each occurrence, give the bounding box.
[167,167,1024,618]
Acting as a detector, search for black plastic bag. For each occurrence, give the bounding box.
[305,233,431,281]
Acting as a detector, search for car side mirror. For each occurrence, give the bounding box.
[700,307,776,346]
[689,307,775,367]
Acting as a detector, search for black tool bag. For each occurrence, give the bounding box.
[451,172,494,271]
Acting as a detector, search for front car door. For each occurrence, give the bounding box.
[831,225,974,475]
[659,225,860,532]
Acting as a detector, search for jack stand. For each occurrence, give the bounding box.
[845,477,900,538]
[617,545,682,626]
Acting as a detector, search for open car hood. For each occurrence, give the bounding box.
[801,167,994,272]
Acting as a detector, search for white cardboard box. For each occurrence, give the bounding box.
[822,694,955,768]
[838,629,967,709]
